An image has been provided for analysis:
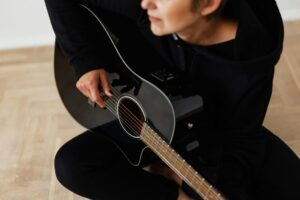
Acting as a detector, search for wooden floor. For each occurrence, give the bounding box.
[0,21,300,199]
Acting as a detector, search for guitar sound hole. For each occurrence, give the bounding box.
[117,97,146,137]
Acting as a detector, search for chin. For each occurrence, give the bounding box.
[151,31,165,36]
[150,25,170,36]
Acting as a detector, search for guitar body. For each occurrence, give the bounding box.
[55,42,177,165]
[55,4,203,166]
[54,5,229,199]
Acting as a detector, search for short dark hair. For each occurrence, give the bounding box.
[191,0,228,19]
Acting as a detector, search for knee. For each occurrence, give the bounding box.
[54,145,78,189]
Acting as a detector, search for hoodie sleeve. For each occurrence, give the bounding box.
[44,0,145,80]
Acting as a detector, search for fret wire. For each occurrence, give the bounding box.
[144,126,198,182]
[141,125,224,200]
[205,185,213,199]
[145,126,170,162]
[144,126,184,181]
[143,126,201,185]
[191,171,197,186]
[142,126,178,169]
[187,165,192,184]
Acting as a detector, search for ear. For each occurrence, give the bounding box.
[199,0,222,16]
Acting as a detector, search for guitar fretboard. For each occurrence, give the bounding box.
[140,124,226,200]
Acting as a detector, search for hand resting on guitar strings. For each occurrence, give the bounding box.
[76,68,113,108]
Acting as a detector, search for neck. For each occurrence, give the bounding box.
[176,17,238,46]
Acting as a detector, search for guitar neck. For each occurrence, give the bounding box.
[141,124,226,200]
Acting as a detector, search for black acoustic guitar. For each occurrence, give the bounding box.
[54,4,226,200]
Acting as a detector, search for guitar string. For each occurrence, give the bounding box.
[100,87,220,198]
[109,88,223,199]
[104,98,221,200]
[106,87,222,199]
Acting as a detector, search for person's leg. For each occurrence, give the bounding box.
[54,130,178,200]
[250,127,300,200]
[213,145,258,200]
[172,129,254,200]
[210,132,267,200]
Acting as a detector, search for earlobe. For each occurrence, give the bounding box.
[200,0,222,16]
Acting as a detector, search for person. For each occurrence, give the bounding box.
[44,0,300,199]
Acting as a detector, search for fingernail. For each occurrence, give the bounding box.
[107,92,112,97]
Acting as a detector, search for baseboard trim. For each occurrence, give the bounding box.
[0,35,55,50]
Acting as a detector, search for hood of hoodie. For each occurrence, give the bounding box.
[140,0,284,75]
[191,0,284,73]
[178,0,284,131]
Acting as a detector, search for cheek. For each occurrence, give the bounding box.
[163,13,193,33]
[150,6,195,35]
[149,12,178,35]
[162,5,195,30]
[164,16,182,30]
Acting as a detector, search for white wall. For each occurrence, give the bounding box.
[0,0,299,50]
[277,0,300,20]
[0,0,55,50]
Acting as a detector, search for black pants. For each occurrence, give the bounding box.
[54,126,300,200]
[55,129,179,200]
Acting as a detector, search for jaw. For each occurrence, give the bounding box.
[150,21,167,36]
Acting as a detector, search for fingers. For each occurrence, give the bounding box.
[89,83,106,108]
[78,84,91,99]
[99,71,113,97]
[76,69,112,109]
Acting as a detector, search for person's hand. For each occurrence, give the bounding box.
[76,69,112,108]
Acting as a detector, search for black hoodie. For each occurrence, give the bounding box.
[45,0,285,198]
[45,0,283,136]
[176,0,284,136]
